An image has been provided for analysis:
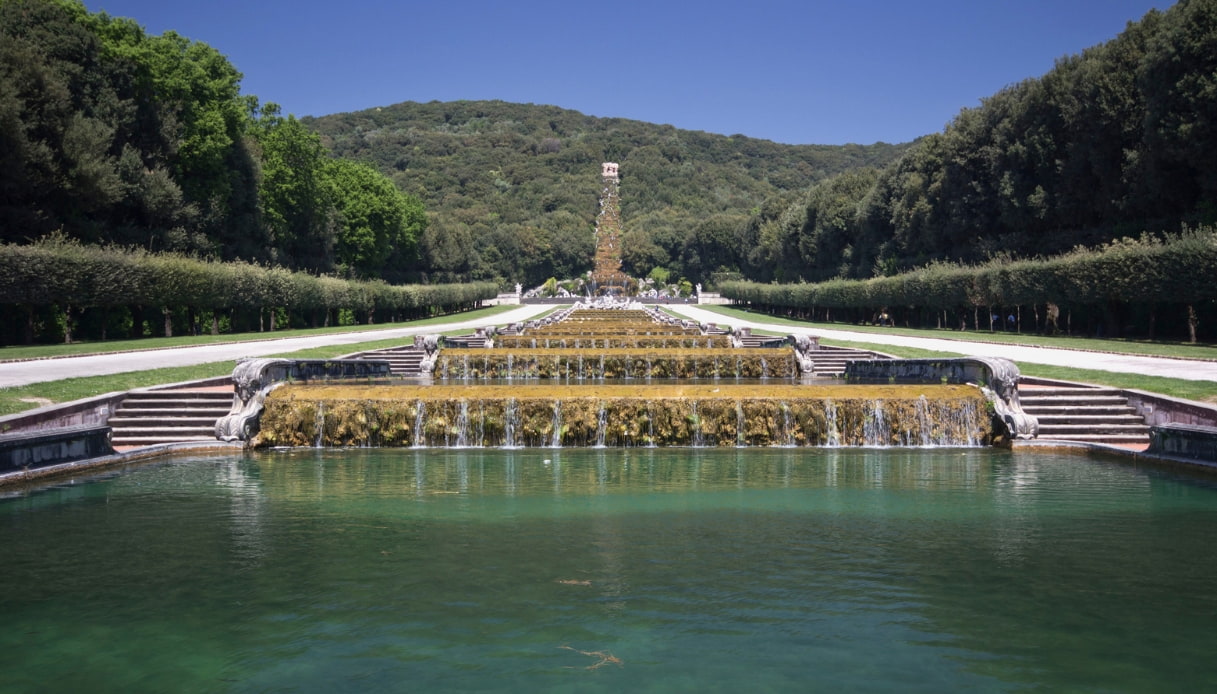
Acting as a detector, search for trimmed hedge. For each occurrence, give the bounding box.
[720,228,1217,339]
[0,240,497,343]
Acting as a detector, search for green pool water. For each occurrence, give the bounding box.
[3,448,1216,692]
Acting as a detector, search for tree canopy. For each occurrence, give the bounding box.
[0,0,427,279]
[745,0,1217,282]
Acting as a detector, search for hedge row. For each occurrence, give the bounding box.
[719,228,1217,338]
[0,241,497,344]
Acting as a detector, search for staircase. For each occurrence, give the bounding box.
[353,346,427,375]
[809,347,892,376]
[108,388,234,448]
[1018,384,1151,446]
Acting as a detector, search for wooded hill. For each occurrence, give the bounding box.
[304,101,907,286]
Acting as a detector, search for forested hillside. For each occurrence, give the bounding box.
[305,102,907,286]
[743,0,1217,283]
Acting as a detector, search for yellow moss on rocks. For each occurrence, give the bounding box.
[257,384,988,448]
[435,348,797,379]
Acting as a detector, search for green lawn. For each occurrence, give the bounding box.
[689,305,1217,361]
[0,304,521,362]
[0,308,525,417]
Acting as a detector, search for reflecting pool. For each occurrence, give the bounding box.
[3,448,1217,692]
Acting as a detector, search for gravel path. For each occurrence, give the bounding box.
[0,305,553,388]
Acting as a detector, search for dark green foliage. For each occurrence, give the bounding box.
[0,0,428,280]
[755,0,1217,282]
[0,237,496,344]
[0,0,262,256]
[721,227,1217,341]
[304,101,907,286]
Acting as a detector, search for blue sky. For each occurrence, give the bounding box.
[87,0,1170,145]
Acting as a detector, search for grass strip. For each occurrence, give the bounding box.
[692,305,1217,361]
[0,327,499,416]
[820,338,1216,403]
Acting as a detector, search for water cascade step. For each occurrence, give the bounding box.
[256,383,989,449]
[434,348,799,381]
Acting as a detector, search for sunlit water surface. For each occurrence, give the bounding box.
[3,448,1217,693]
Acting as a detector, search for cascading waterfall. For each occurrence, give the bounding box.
[314,402,325,448]
[780,402,794,447]
[864,400,888,446]
[412,400,426,448]
[267,391,988,449]
[454,400,470,447]
[549,401,563,448]
[646,402,657,447]
[825,399,841,447]
[691,401,705,447]
[594,402,608,448]
[735,401,746,447]
[260,308,995,450]
[914,395,932,446]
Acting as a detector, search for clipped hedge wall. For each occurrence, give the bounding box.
[0,240,497,344]
[720,228,1217,340]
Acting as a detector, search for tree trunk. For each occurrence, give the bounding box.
[63,303,73,344]
[269,308,276,332]
[130,305,145,339]
[1188,304,1198,344]
[211,313,220,335]
[162,307,173,338]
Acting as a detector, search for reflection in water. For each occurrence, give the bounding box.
[3,448,1217,693]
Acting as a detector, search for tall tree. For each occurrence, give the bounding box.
[326,157,426,278]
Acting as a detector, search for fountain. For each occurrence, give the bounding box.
[233,165,1027,450]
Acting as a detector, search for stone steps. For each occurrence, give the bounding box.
[109,389,233,448]
[807,348,890,376]
[1019,384,1150,445]
[353,346,426,376]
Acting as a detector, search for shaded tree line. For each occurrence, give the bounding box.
[0,0,426,280]
[742,0,1217,283]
